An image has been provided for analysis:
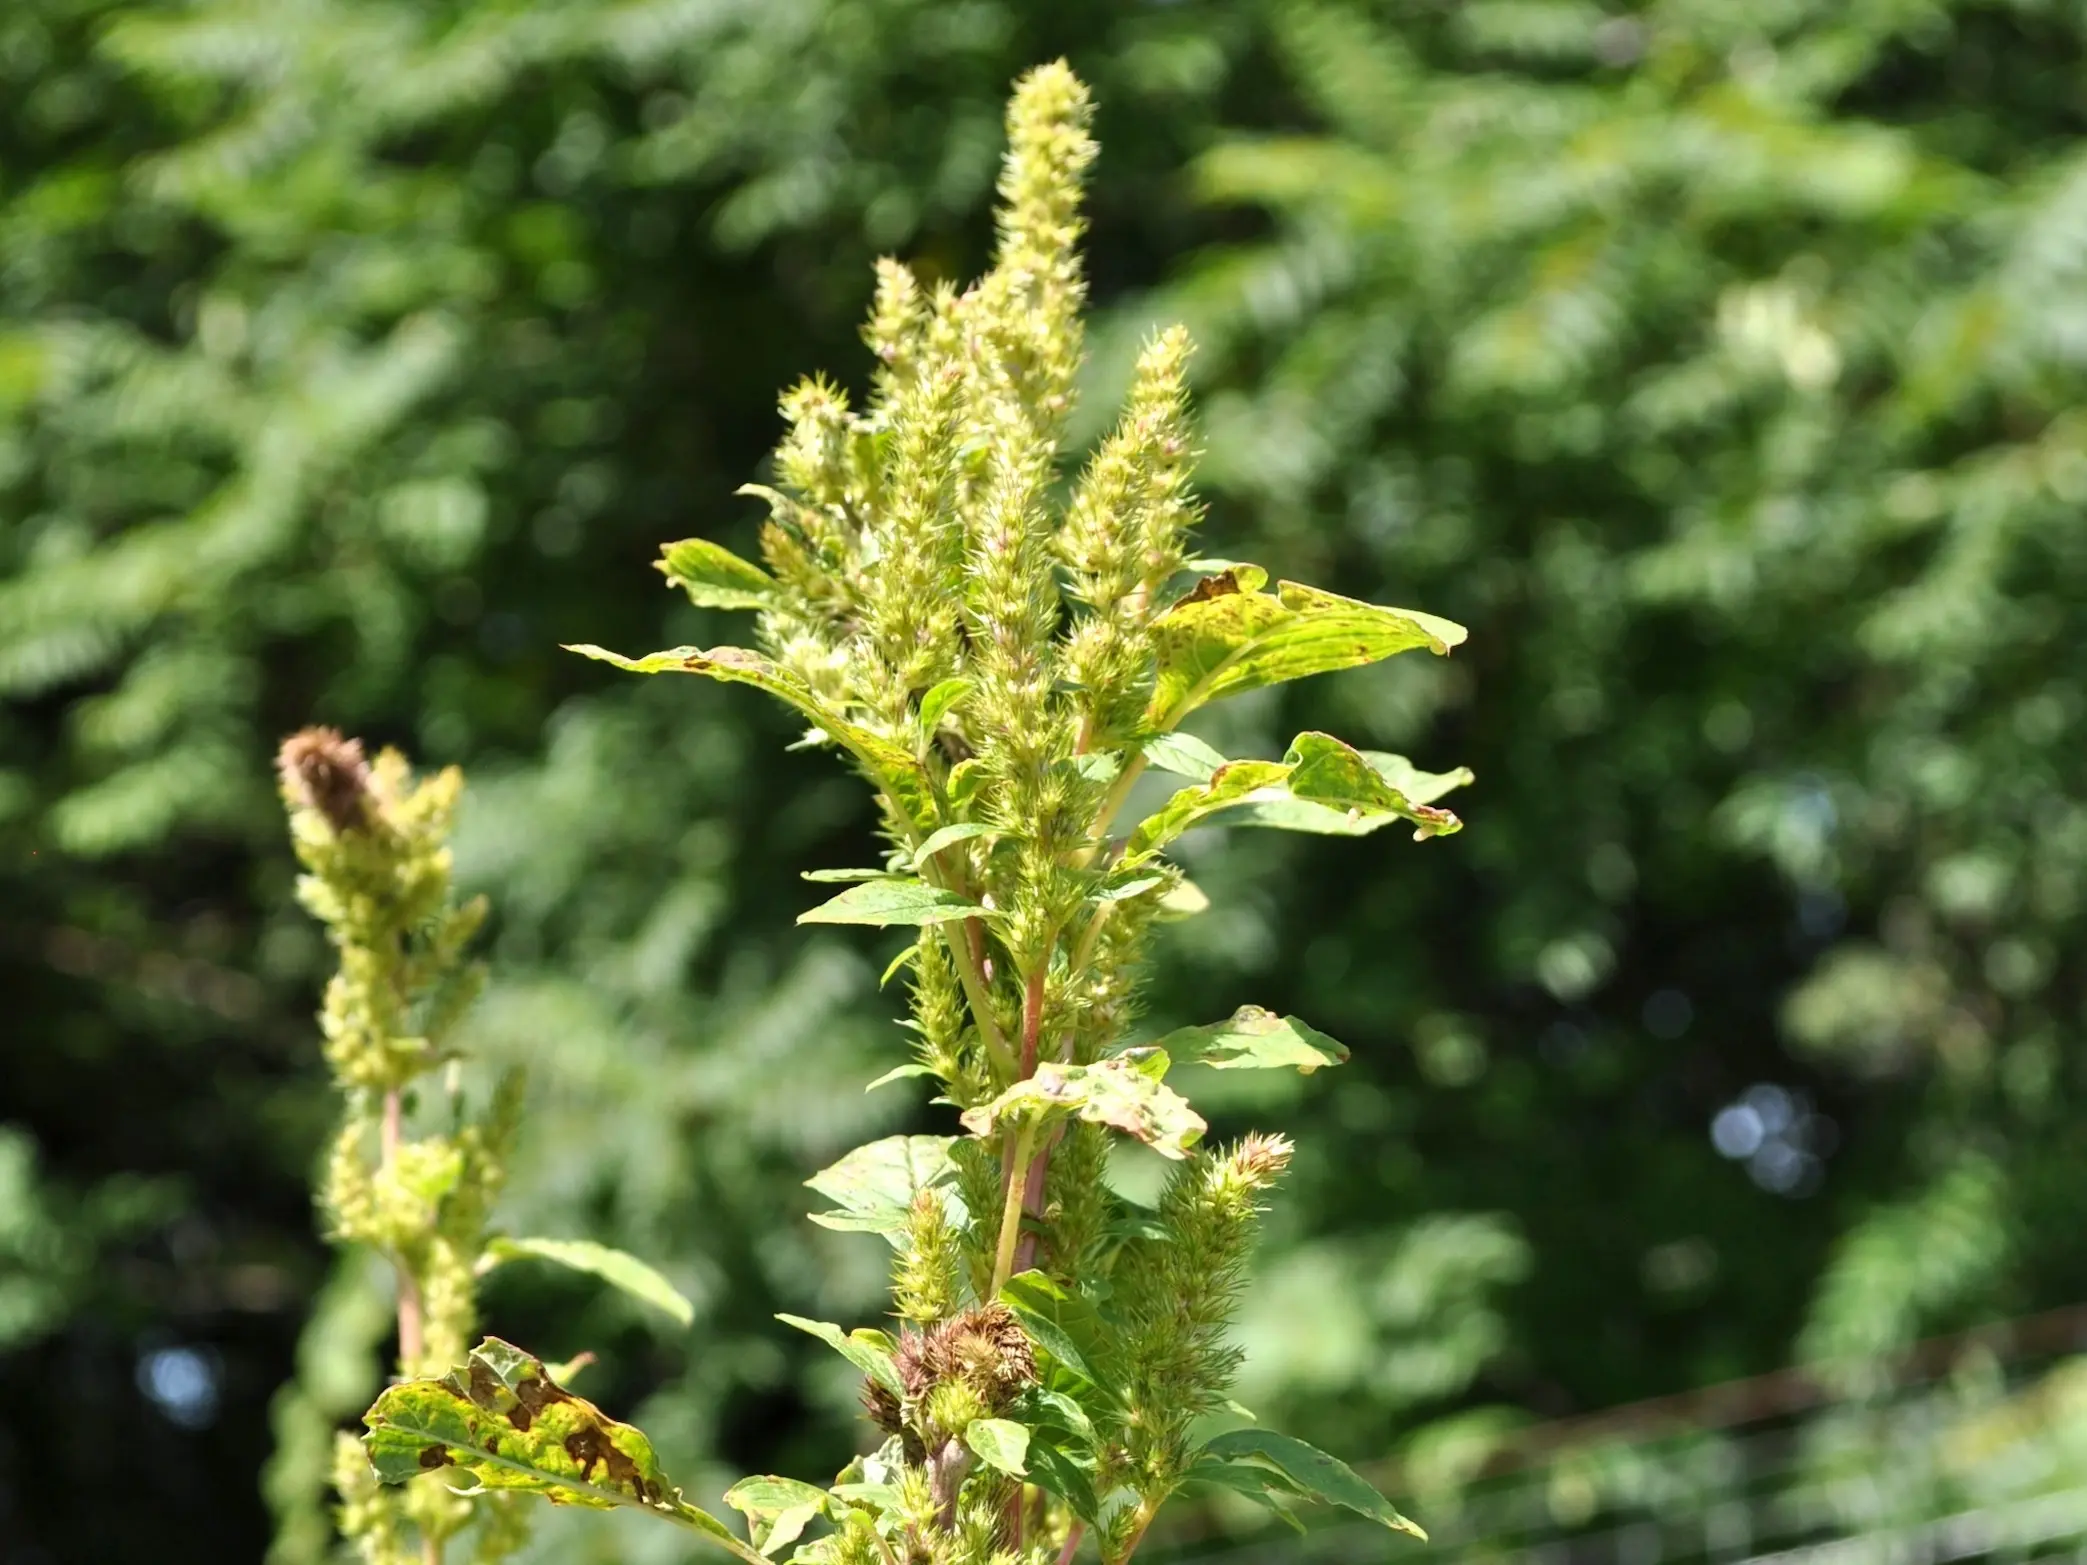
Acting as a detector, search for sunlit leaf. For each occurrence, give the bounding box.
[656,538,776,610]
[963,1417,1030,1477]
[805,1135,961,1237]
[563,643,934,829]
[798,878,989,926]
[918,677,974,732]
[912,821,996,868]
[724,1476,832,1557]
[1142,731,1229,781]
[962,1059,1205,1159]
[775,1315,902,1394]
[481,1237,695,1327]
[1146,571,1465,730]
[1191,1428,1425,1539]
[1145,1007,1349,1074]
[998,1271,1116,1388]
[362,1337,764,1562]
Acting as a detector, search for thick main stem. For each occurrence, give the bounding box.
[991,1118,1039,1295]
[1057,1521,1086,1565]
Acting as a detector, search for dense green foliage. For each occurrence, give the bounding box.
[5,1,2084,1561]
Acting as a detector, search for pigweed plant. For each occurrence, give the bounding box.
[300,62,1475,1565]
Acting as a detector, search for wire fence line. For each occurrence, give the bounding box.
[1153,1308,2087,1565]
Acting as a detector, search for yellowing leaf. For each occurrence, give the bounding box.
[362,1337,764,1563]
[961,1058,1206,1159]
[1146,571,1465,730]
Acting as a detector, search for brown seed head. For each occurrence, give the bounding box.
[277,727,373,832]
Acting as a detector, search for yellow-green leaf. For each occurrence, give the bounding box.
[362,1337,764,1563]
[1146,1006,1349,1073]
[563,643,933,830]
[1146,571,1464,730]
[656,538,776,610]
[481,1237,695,1327]
[961,1059,1206,1159]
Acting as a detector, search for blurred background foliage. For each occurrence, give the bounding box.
[3,0,2083,1560]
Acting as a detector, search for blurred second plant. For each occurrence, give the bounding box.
[339,62,1468,1565]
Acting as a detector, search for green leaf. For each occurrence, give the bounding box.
[805,1135,960,1237]
[964,1418,1031,1477]
[1126,732,1463,859]
[481,1237,696,1327]
[864,1061,937,1092]
[1023,1433,1101,1523]
[1145,1007,1349,1074]
[1181,1462,1306,1531]
[775,1315,902,1394]
[1145,572,1465,730]
[801,867,898,883]
[911,821,996,868]
[961,1059,1205,1159]
[1142,731,1229,781]
[563,643,934,830]
[1192,1428,1425,1539]
[362,1337,764,1563]
[998,1272,1114,1388]
[656,538,776,610]
[917,677,974,732]
[724,1476,832,1557]
[799,878,989,927]
[879,944,922,989]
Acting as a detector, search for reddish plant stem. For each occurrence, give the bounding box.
[1008,969,1054,1275]
[1057,1521,1086,1565]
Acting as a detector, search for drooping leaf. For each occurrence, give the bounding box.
[963,1418,1031,1477]
[481,1237,696,1327]
[1145,1007,1350,1074]
[805,1135,961,1238]
[961,1058,1206,1159]
[775,1315,902,1394]
[1142,731,1229,781]
[998,1272,1116,1388]
[563,644,934,829]
[656,538,777,610]
[1181,1460,1307,1531]
[801,867,900,883]
[1125,761,1288,858]
[798,877,989,927]
[1145,572,1465,730]
[724,1476,832,1557]
[1191,1428,1425,1539]
[911,821,996,868]
[1126,732,1463,858]
[362,1337,763,1562]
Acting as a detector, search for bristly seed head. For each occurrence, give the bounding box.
[277,727,373,832]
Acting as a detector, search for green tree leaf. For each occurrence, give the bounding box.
[481,1237,696,1327]
[362,1337,764,1562]
[656,538,777,610]
[1146,572,1465,730]
[724,1476,832,1557]
[805,1135,961,1238]
[798,877,990,926]
[775,1315,902,1394]
[1145,1007,1349,1073]
[1191,1428,1425,1539]
[563,643,934,829]
[962,1059,1206,1159]
[963,1417,1031,1477]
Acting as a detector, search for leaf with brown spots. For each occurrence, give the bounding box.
[363,1337,766,1564]
[1145,574,1466,731]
